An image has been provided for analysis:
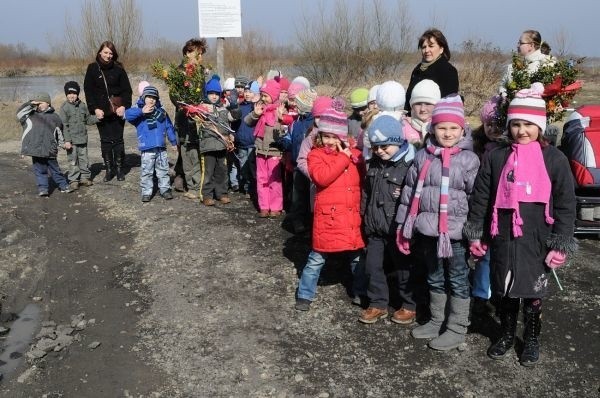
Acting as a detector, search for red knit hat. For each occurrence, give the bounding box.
[277,77,291,92]
[260,79,281,102]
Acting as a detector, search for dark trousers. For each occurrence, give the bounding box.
[98,117,125,166]
[365,235,424,310]
[289,169,311,226]
[32,157,67,192]
[200,150,228,200]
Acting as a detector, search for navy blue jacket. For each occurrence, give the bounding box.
[232,101,256,149]
[281,113,314,165]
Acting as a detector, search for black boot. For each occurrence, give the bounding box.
[115,147,126,181]
[487,297,519,359]
[103,155,115,182]
[520,306,542,367]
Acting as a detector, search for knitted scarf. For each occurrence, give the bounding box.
[254,103,278,138]
[403,145,461,258]
[419,54,442,72]
[490,142,554,237]
[389,141,415,163]
[146,106,166,130]
[410,117,429,136]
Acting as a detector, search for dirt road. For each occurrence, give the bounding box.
[0,130,599,397]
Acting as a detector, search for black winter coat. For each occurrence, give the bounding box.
[361,155,413,237]
[404,56,459,113]
[83,61,132,118]
[466,144,577,298]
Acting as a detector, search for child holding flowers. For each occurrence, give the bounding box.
[465,83,577,366]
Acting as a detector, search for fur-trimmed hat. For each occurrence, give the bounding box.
[506,82,547,133]
[367,114,405,146]
[64,81,80,96]
[431,94,465,128]
[376,81,406,112]
[409,79,441,106]
[260,79,281,102]
[350,88,369,108]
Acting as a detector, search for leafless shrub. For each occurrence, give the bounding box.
[552,27,573,58]
[64,0,142,61]
[222,30,285,79]
[456,39,506,117]
[294,0,415,93]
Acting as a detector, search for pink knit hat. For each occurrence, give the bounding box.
[311,96,333,117]
[506,82,547,133]
[317,107,348,138]
[260,79,281,102]
[287,82,305,99]
[431,94,465,128]
[480,95,501,124]
[138,80,150,96]
[277,77,291,92]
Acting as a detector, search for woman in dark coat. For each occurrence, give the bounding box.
[465,83,577,367]
[404,29,459,114]
[84,41,132,181]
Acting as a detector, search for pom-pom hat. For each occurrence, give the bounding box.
[431,94,465,128]
[506,82,547,133]
[205,75,222,95]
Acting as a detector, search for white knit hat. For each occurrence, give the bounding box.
[376,81,406,112]
[223,77,236,91]
[291,76,310,89]
[368,84,380,103]
[409,79,441,107]
[506,82,547,133]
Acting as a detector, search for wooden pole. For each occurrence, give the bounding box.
[216,37,225,78]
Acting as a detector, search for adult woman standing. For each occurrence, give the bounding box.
[499,30,553,95]
[84,41,132,181]
[404,29,459,114]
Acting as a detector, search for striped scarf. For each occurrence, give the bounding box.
[402,145,461,258]
[146,106,166,130]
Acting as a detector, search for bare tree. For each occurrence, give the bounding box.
[552,26,573,57]
[64,0,142,60]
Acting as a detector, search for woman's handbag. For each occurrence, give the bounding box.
[98,63,123,115]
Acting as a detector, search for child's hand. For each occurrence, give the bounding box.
[95,109,104,120]
[469,240,488,258]
[396,230,411,255]
[64,142,72,150]
[277,102,286,119]
[337,142,352,157]
[142,104,155,114]
[254,101,265,116]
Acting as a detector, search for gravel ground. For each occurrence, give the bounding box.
[0,126,599,397]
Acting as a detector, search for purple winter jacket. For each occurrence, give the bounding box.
[395,134,480,240]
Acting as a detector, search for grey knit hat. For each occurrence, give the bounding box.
[31,92,51,105]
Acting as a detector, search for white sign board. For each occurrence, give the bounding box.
[198,0,242,38]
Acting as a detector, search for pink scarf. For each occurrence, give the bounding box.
[403,145,461,258]
[254,103,278,139]
[491,142,554,237]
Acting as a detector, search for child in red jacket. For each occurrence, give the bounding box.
[295,102,366,311]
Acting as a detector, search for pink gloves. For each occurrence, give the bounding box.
[545,250,566,269]
[396,230,411,255]
[469,240,488,258]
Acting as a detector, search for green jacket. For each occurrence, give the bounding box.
[58,100,98,145]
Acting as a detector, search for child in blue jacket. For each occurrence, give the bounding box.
[125,84,177,202]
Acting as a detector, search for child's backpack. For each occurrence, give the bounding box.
[561,105,600,188]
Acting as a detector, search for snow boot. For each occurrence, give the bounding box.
[520,306,542,367]
[428,296,470,351]
[487,297,519,359]
[102,154,115,182]
[115,147,126,181]
[411,292,446,339]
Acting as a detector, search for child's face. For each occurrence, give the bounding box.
[433,122,463,148]
[372,144,400,161]
[483,121,503,141]
[243,89,253,101]
[411,102,435,123]
[144,96,157,106]
[66,93,79,104]
[320,132,341,150]
[207,92,220,104]
[279,91,288,102]
[367,100,378,111]
[287,97,296,108]
[35,101,50,111]
[261,92,273,104]
[509,119,540,144]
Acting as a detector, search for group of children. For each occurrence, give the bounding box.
[17,67,577,367]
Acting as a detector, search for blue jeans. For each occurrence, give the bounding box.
[140,148,170,196]
[297,250,366,301]
[422,236,470,299]
[472,251,491,299]
[32,157,68,193]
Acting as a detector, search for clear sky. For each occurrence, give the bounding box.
[1,0,598,57]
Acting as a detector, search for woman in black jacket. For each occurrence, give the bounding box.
[404,29,459,115]
[84,41,132,181]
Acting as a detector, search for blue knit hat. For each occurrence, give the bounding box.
[367,115,405,146]
[142,85,159,100]
[205,75,222,95]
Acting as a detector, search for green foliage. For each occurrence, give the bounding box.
[151,59,207,105]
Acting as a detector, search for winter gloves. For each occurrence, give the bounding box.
[545,250,567,269]
[469,240,488,258]
[396,230,411,255]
